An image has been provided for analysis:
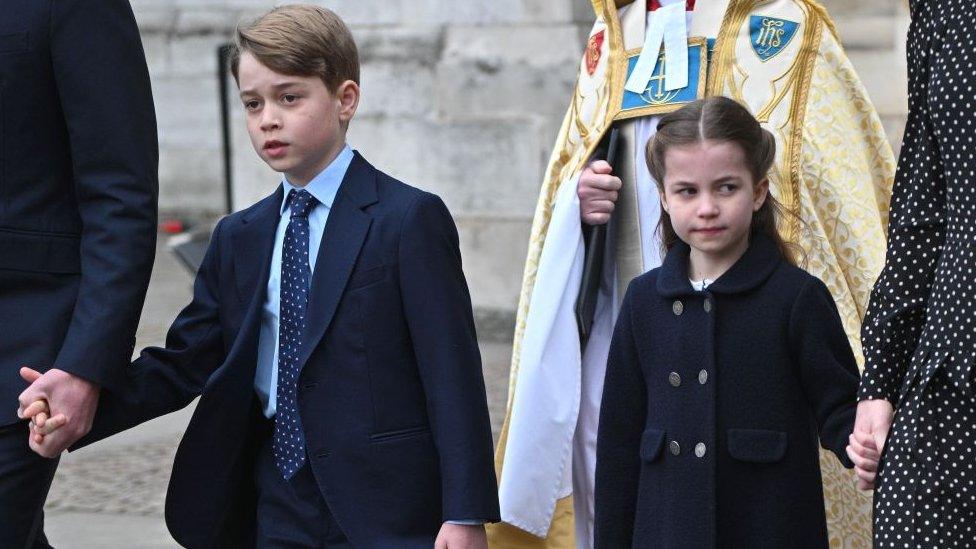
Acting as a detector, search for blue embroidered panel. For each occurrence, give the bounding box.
[749,15,800,62]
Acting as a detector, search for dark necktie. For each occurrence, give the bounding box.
[273,188,317,479]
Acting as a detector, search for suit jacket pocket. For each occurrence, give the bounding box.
[0,31,28,53]
[640,427,666,462]
[347,264,387,291]
[369,425,431,443]
[727,429,788,463]
[0,228,81,274]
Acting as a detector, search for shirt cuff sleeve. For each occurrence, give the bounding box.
[445,520,487,525]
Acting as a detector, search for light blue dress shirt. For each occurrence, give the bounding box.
[254,144,354,418]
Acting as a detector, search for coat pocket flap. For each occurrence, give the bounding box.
[640,428,666,461]
[727,429,787,463]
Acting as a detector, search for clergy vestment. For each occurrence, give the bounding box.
[490,1,895,547]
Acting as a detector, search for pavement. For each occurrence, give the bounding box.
[42,237,515,548]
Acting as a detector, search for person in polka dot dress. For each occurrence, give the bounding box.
[855,0,976,546]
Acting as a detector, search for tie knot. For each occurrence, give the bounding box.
[287,189,318,219]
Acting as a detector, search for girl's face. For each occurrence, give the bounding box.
[660,139,768,260]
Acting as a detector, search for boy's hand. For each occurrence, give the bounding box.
[434,523,487,549]
[22,399,69,444]
[846,431,881,491]
[18,366,99,458]
[578,160,621,226]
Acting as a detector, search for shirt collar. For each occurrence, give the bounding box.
[279,144,354,215]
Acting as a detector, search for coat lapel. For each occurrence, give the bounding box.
[297,153,378,370]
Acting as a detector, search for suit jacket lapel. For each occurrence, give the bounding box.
[199,186,282,395]
[297,153,377,370]
[232,186,282,320]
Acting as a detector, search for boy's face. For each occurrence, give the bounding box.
[237,52,359,187]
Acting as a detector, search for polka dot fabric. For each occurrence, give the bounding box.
[273,189,318,480]
[860,0,976,545]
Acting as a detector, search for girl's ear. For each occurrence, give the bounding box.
[753,177,769,212]
[659,191,670,213]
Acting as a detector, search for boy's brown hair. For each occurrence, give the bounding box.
[229,4,360,93]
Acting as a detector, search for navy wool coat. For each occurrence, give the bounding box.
[594,235,859,548]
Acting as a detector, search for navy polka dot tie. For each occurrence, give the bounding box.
[273,189,318,479]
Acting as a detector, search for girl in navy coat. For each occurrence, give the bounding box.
[593,97,879,548]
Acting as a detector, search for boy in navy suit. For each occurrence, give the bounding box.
[22,5,499,547]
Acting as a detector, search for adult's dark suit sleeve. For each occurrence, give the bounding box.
[77,219,227,447]
[397,193,500,523]
[48,0,159,392]
[593,282,644,549]
[789,277,860,469]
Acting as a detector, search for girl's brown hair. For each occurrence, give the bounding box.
[645,96,801,265]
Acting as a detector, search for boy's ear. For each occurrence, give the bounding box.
[753,177,769,211]
[336,80,360,124]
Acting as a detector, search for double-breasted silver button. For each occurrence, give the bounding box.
[669,372,681,387]
[695,443,706,458]
[669,440,681,456]
[698,370,708,385]
[703,299,713,313]
[672,300,684,316]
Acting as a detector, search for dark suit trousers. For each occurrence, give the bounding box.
[0,421,58,549]
[254,419,350,549]
[0,270,82,549]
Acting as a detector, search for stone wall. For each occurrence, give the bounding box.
[132,0,909,335]
[823,0,910,155]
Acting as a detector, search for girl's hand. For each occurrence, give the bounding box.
[846,431,880,490]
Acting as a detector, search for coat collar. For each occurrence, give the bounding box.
[656,233,783,297]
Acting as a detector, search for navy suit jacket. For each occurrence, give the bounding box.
[0,0,157,424]
[79,153,500,548]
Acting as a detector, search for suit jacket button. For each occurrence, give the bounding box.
[703,299,712,313]
[695,443,706,458]
[698,370,708,385]
[672,300,684,316]
[669,440,681,456]
[669,372,681,387]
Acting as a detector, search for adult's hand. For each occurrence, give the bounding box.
[851,398,894,489]
[578,160,621,226]
[18,369,68,445]
[18,367,99,458]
